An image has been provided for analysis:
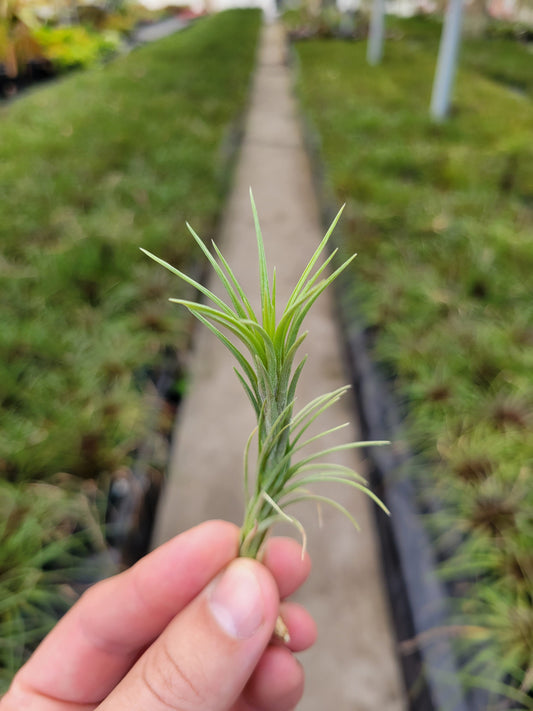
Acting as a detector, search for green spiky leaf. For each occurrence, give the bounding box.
[142,192,388,559]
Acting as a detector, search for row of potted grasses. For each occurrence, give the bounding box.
[0,8,262,690]
[0,3,174,88]
[293,17,532,708]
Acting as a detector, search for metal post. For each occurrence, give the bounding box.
[367,0,386,66]
[430,0,465,121]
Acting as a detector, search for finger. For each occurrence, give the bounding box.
[261,537,311,599]
[11,520,239,707]
[242,646,304,711]
[98,558,279,711]
[278,601,317,653]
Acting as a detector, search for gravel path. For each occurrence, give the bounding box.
[151,20,407,711]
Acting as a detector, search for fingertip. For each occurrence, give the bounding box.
[187,519,241,550]
[279,602,317,652]
[262,537,312,599]
[144,519,239,576]
[243,645,305,711]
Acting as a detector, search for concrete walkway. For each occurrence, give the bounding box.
[152,21,406,711]
[132,17,187,44]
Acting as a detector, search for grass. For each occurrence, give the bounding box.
[293,16,533,708]
[1,9,261,480]
[0,477,105,691]
[387,14,533,99]
[0,8,261,688]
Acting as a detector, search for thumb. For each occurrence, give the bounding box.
[97,558,279,711]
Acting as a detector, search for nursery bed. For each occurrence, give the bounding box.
[0,8,261,690]
[337,295,489,711]
[292,19,533,710]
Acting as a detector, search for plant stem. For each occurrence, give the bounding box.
[239,495,272,558]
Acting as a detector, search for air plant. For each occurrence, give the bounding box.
[141,190,388,564]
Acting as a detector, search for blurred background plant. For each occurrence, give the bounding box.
[0,0,186,95]
[0,0,52,94]
[0,476,107,688]
[0,7,261,692]
[292,11,532,707]
[32,23,121,70]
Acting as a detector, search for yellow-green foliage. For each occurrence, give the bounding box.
[33,24,121,70]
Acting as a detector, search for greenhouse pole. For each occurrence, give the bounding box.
[430,0,465,121]
[367,0,386,65]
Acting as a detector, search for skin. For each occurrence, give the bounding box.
[1,520,316,711]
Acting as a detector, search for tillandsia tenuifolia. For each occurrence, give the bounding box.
[141,189,388,563]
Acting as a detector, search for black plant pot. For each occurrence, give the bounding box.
[0,60,55,99]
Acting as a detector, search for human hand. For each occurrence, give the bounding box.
[1,520,316,711]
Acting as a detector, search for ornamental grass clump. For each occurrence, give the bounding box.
[142,191,388,562]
